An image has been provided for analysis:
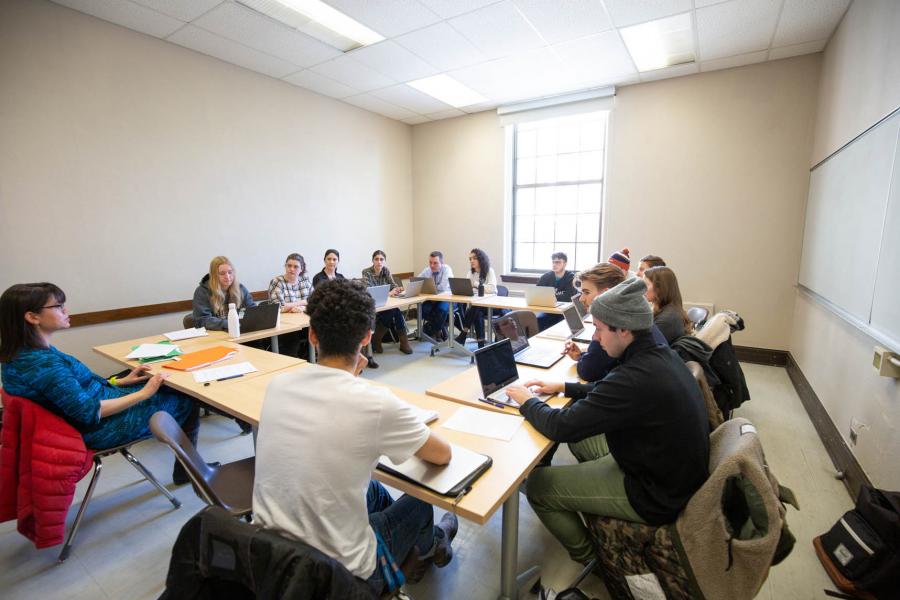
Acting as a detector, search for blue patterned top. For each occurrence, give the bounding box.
[1,345,193,449]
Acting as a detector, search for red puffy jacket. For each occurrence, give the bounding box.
[0,391,93,548]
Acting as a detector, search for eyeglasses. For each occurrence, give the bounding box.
[42,304,65,311]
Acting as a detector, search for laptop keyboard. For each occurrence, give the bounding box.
[517,347,558,364]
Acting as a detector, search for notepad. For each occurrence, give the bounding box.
[164,346,237,371]
[442,407,524,441]
[126,343,182,360]
[193,361,257,383]
[377,443,492,496]
[164,327,207,341]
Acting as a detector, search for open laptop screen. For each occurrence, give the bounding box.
[562,305,584,333]
[475,339,519,396]
[571,294,587,319]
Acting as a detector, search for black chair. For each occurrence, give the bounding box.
[497,285,509,297]
[150,411,254,518]
[60,438,181,562]
[182,313,194,328]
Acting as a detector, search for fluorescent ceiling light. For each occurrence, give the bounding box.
[407,75,487,108]
[621,13,695,72]
[239,0,384,51]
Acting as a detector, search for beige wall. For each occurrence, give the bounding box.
[412,55,821,350]
[0,0,413,370]
[791,0,900,490]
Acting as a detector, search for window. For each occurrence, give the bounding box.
[510,110,608,273]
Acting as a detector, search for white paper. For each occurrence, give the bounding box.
[406,404,439,425]
[164,327,208,341]
[441,407,523,441]
[192,361,257,383]
[126,343,181,359]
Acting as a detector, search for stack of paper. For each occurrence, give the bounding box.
[164,327,208,341]
[193,361,257,383]
[126,342,183,364]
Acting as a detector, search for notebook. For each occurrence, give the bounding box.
[377,443,492,497]
[164,346,237,371]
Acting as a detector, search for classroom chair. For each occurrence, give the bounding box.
[150,411,254,518]
[686,360,725,431]
[495,310,540,339]
[182,313,194,328]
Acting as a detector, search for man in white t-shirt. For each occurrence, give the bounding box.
[253,279,458,594]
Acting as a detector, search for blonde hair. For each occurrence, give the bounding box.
[644,266,691,335]
[577,262,626,293]
[208,256,242,317]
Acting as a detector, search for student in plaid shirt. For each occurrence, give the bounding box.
[362,250,413,356]
[267,253,312,357]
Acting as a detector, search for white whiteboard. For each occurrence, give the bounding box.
[798,108,900,349]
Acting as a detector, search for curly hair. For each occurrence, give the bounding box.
[469,248,491,282]
[285,253,306,276]
[0,282,66,363]
[306,279,374,358]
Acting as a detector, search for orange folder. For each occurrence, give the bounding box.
[163,346,237,371]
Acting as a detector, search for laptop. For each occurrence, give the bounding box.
[571,293,589,321]
[410,276,438,295]
[367,284,391,308]
[474,339,552,407]
[539,305,586,341]
[525,285,564,308]
[449,277,475,296]
[377,443,492,497]
[239,302,280,333]
[493,316,563,368]
[399,278,424,298]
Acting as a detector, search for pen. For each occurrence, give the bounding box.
[216,373,244,382]
[477,397,506,409]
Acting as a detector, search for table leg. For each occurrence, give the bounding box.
[488,307,494,343]
[447,300,474,359]
[498,492,541,600]
[308,343,316,363]
[270,335,279,354]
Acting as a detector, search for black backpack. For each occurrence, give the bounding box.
[814,486,900,599]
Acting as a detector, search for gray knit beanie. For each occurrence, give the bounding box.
[590,276,653,330]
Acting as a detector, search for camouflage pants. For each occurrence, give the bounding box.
[526,434,645,564]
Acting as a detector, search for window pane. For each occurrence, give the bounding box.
[577,213,601,243]
[581,120,605,151]
[515,243,534,270]
[517,129,537,158]
[558,124,579,153]
[575,243,599,271]
[517,157,535,185]
[577,183,602,213]
[534,243,555,265]
[554,243,576,267]
[536,127,558,156]
[556,185,578,214]
[536,155,557,183]
[555,214,577,243]
[579,151,604,180]
[534,217,555,242]
[557,152,579,181]
[517,187,535,215]
[535,187,555,215]
[515,215,534,243]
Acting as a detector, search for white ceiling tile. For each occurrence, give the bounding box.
[603,0,692,27]
[448,1,545,60]
[768,38,827,60]
[513,0,613,44]
[191,3,340,68]
[426,108,467,120]
[772,0,850,47]
[348,40,439,82]
[418,0,501,19]
[324,0,441,37]
[700,49,768,72]
[696,0,781,60]
[551,30,638,87]
[129,0,221,22]
[695,0,731,6]
[310,55,396,91]
[283,69,359,98]
[51,0,185,38]
[460,100,500,113]
[342,94,419,120]
[638,61,699,82]
[371,84,453,114]
[395,22,488,72]
[450,48,575,105]
[167,25,299,77]
[402,115,433,125]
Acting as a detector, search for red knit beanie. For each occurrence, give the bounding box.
[608,247,631,272]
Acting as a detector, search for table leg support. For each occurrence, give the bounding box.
[498,492,541,600]
[270,335,279,354]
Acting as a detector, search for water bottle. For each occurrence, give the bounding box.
[478,281,484,297]
[227,303,240,338]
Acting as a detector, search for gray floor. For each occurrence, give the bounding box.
[0,339,852,599]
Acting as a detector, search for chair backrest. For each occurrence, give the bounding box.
[497,285,509,297]
[686,306,708,330]
[686,361,724,430]
[504,310,539,338]
[150,411,220,505]
[182,313,194,329]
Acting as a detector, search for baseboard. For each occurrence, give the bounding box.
[734,345,789,366]
[785,353,870,500]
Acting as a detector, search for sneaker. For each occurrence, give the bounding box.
[400,547,428,584]
[431,513,459,568]
[367,356,379,369]
[454,331,468,346]
[476,339,486,349]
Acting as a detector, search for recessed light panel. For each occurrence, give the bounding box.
[621,12,695,72]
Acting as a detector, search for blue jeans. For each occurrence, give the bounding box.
[365,480,435,594]
[420,301,449,335]
[460,305,488,340]
[376,307,406,331]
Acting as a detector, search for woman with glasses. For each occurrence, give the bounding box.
[267,253,312,357]
[0,283,199,485]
